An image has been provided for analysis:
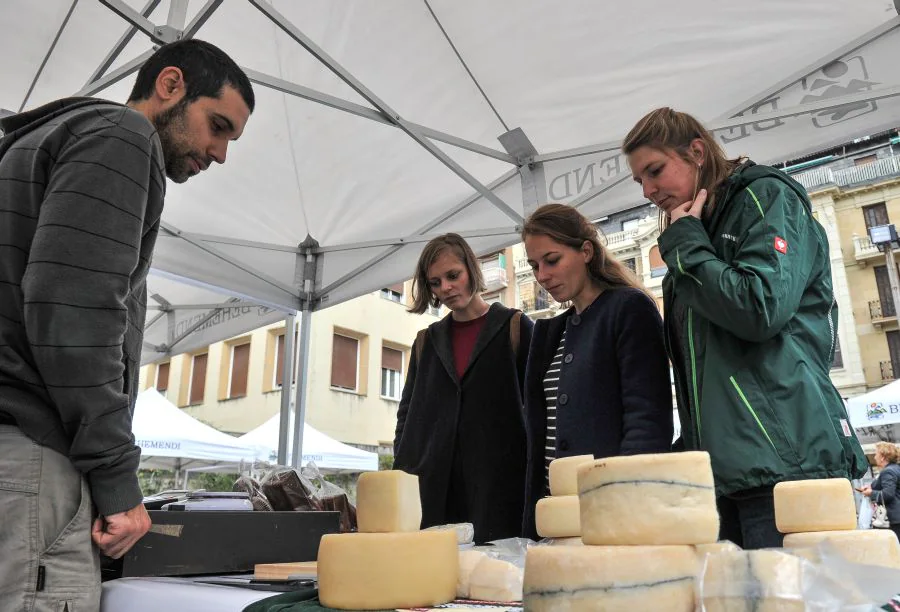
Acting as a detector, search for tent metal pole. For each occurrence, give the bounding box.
[291,306,312,469]
[277,313,296,465]
[19,0,80,113]
[315,226,521,254]
[247,0,522,224]
[183,0,223,40]
[75,50,153,98]
[98,0,164,43]
[85,0,161,87]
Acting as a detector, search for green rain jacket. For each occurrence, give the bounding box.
[658,161,868,496]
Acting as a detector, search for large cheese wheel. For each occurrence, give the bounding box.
[783,529,900,569]
[695,541,741,569]
[701,550,804,612]
[549,454,594,496]
[355,470,422,533]
[523,545,696,611]
[773,478,856,534]
[535,496,580,538]
[317,531,457,609]
[545,537,584,546]
[577,451,718,545]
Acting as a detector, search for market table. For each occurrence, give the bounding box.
[101,576,273,612]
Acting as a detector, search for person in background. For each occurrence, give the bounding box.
[393,234,533,543]
[0,39,254,611]
[520,203,673,539]
[862,442,900,542]
[623,107,867,549]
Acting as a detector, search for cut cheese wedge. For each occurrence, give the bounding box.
[549,454,594,496]
[356,470,422,533]
[523,545,696,611]
[317,531,457,610]
[773,478,856,534]
[469,556,523,603]
[577,451,718,545]
[535,496,580,538]
[783,529,900,569]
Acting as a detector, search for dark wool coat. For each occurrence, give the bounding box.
[521,287,674,539]
[393,303,533,543]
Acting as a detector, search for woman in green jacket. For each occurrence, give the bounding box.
[623,107,867,549]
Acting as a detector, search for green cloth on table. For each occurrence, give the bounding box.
[242,591,393,612]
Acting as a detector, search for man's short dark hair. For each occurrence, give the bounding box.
[128,39,255,112]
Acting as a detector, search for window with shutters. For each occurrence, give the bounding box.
[381,346,404,400]
[331,334,359,391]
[188,353,208,405]
[155,362,170,397]
[380,282,404,303]
[888,331,900,380]
[274,331,299,388]
[863,202,889,231]
[649,246,667,278]
[874,264,899,318]
[227,342,251,399]
[622,258,637,273]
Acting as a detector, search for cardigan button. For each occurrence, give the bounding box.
[563,353,574,364]
[559,439,569,451]
[571,314,581,326]
[558,394,569,405]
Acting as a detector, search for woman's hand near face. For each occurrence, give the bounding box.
[669,189,707,224]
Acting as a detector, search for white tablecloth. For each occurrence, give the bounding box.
[101,576,274,612]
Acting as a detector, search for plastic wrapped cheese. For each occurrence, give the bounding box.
[548,454,594,496]
[317,531,457,610]
[773,478,857,534]
[783,529,900,569]
[700,550,805,611]
[469,556,523,603]
[577,451,718,545]
[355,470,422,533]
[457,550,489,598]
[535,495,580,538]
[523,544,696,611]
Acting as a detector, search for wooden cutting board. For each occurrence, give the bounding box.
[254,561,318,580]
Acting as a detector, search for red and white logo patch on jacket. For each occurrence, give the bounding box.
[774,236,788,254]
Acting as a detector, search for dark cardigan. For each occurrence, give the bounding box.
[521,287,674,539]
[393,303,533,543]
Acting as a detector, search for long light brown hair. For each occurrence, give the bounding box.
[622,107,743,229]
[408,233,486,315]
[522,204,651,299]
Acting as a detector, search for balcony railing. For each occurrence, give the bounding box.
[604,227,640,246]
[882,360,896,382]
[870,298,897,321]
[853,235,882,262]
[793,154,900,191]
[482,267,508,292]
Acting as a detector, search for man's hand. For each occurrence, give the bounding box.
[669,188,707,224]
[92,502,151,559]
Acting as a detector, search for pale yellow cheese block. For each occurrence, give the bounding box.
[783,529,900,569]
[773,478,856,534]
[457,550,489,598]
[317,531,457,610]
[523,544,696,611]
[701,550,804,612]
[253,561,317,580]
[694,541,741,570]
[535,495,580,538]
[469,556,523,603]
[356,469,422,533]
[548,454,594,496]
[545,537,584,546]
[577,451,718,545]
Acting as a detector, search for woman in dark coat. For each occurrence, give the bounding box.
[521,204,673,539]
[863,441,900,542]
[393,233,533,544]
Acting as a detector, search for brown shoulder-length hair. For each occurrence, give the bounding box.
[876,441,900,465]
[622,107,743,229]
[408,233,486,314]
[522,203,650,299]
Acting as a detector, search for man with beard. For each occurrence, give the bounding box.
[0,39,253,611]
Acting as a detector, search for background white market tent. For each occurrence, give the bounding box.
[5,0,900,463]
[238,414,378,473]
[133,388,263,470]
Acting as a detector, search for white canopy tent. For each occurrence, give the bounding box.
[133,387,263,469]
[5,0,900,465]
[848,379,900,429]
[239,414,378,473]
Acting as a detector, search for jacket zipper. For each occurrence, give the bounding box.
[687,307,701,446]
[729,376,777,451]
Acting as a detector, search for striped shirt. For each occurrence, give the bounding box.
[543,330,566,492]
[0,98,165,516]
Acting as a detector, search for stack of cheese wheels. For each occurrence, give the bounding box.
[534,454,593,540]
[317,470,457,610]
[776,478,900,570]
[524,451,720,611]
